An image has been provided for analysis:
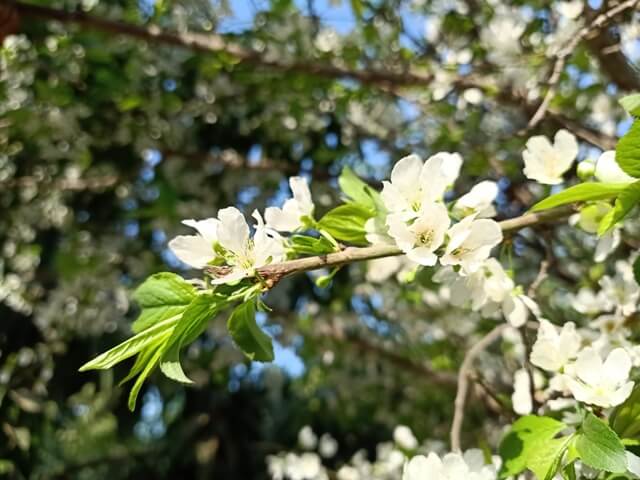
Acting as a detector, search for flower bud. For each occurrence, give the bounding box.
[577,158,596,180]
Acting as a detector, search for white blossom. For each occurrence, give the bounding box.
[452,181,498,219]
[522,129,578,185]
[210,208,286,284]
[168,217,220,268]
[314,28,341,53]
[298,425,318,450]
[403,450,496,480]
[386,202,450,266]
[555,0,583,20]
[481,10,525,64]
[319,434,338,458]
[434,259,513,311]
[365,215,394,246]
[599,260,640,316]
[265,176,315,232]
[381,153,462,218]
[336,465,360,480]
[393,425,418,450]
[569,287,606,315]
[440,216,503,273]
[594,150,636,184]
[566,347,634,408]
[512,368,533,415]
[595,229,621,263]
[530,320,582,372]
[366,256,405,283]
[627,451,640,478]
[502,294,540,328]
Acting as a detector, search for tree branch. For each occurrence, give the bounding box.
[11,0,436,88]
[586,28,640,92]
[450,323,507,452]
[584,1,640,92]
[313,322,458,387]
[206,205,575,284]
[528,0,640,128]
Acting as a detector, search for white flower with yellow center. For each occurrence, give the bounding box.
[381,153,462,218]
[386,202,450,266]
[211,207,286,284]
[440,216,503,273]
[566,347,634,408]
[452,181,498,219]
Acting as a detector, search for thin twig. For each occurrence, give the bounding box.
[450,324,507,452]
[528,0,640,128]
[527,260,550,297]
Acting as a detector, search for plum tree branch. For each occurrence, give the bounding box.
[233,205,575,286]
[528,0,640,128]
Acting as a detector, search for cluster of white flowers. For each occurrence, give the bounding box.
[267,426,338,480]
[378,153,502,271]
[433,258,540,328]
[507,241,639,415]
[403,449,496,480]
[168,176,315,282]
[168,152,507,295]
[267,425,498,480]
[512,318,636,413]
[169,206,287,283]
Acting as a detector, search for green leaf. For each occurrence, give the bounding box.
[634,257,640,286]
[317,203,373,245]
[531,183,629,212]
[338,166,381,212]
[616,120,640,178]
[79,314,180,371]
[598,181,640,235]
[128,347,163,411]
[611,385,640,438]
[620,94,640,117]
[159,293,226,383]
[528,435,574,480]
[349,0,363,20]
[289,234,336,256]
[561,461,577,480]
[227,300,274,362]
[118,343,163,387]
[499,415,567,478]
[574,412,627,473]
[159,347,193,384]
[131,272,196,333]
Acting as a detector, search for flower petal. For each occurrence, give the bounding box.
[182,218,219,244]
[168,234,215,268]
[217,207,250,254]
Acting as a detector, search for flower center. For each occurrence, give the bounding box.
[417,229,434,247]
[451,246,470,258]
